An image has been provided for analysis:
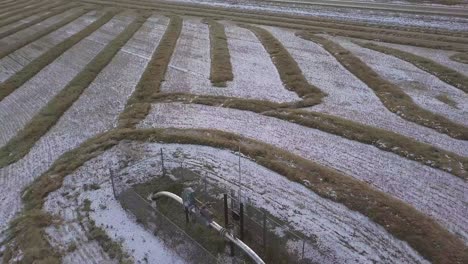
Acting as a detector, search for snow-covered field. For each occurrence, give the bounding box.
[374,41,468,75]
[330,36,468,126]
[0,14,132,148]
[0,10,104,82]
[43,141,429,263]
[161,18,299,103]
[0,14,167,235]
[261,26,468,157]
[140,103,468,243]
[1,1,468,262]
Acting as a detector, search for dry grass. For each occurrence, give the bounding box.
[359,42,468,93]
[81,0,468,45]
[118,15,182,128]
[450,52,468,64]
[7,128,468,264]
[202,18,233,87]
[436,94,459,109]
[298,32,468,140]
[240,24,325,102]
[149,94,467,179]
[0,9,118,102]
[0,7,91,60]
[0,15,147,168]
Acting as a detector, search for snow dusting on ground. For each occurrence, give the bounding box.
[140,102,468,243]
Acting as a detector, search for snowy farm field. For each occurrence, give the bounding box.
[0,0,467,263]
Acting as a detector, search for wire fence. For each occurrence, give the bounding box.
[111,146,318,263]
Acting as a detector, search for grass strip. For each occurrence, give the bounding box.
[0,14,146,169]
[0,7,91,60]
[0,0,66,29]
[149,93,468,179]
[359,42,468,94]
[239,24,325,102]
[450,52,468,64]
[82,0,468,46]
[118,15,182,128]
[0,0,62,22]
[202,18,233,87]
[299,33,468,140]
[0,3,83,40]
[6,128,467,264]
[0,0,36,16]
[0,9,117,102]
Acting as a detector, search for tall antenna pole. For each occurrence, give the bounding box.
[238,143,242,203]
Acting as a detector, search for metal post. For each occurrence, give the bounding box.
[109,168,117,199]
[185,207,189,224]
[238,144,242,202]
[263,212,267,257]
[160,148,165,177]
[224,194,229,227]
[240,203,244,241]
[301,239,305,260]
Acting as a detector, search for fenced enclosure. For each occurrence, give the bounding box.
[110,145,318,263]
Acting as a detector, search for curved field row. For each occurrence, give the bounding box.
[7,128,467,263]
[300,33,468,139]
[0,13,128,149]
[337,38,468,126]
[139,103,468,244]
[43,141,429,263]
[0,13,167,235]
[0,9,105,84]
[259,27,468,157]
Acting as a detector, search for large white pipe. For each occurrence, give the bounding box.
[150,191,265,264]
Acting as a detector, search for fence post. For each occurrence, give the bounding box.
[263,211,267,257]
[224,194,229,227]
[240,203,244,241]
[109,168,117,199]
[302,239,305,261]
[160,148,165,177]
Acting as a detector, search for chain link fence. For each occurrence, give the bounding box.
[111,146,318,263]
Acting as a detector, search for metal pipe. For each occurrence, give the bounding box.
[150,191,265,264]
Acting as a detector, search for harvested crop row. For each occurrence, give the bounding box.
[450,52,468,64]
[82,0,468,41]
[158,19,299,104]
[0,3,82,40]
[0,13,138,167]
[299,33,468,140]
[0,12,167,252]
[140,103,468,246]
[359,42,468,94]
[240,24,325,103]
[0,0,66,29]
[44,141,429,263]
[0,7,92,60]
[0,0,39,17]
[119,15,182,128]
[257,28,468,158]
[374,42,468,76]
[149,92,468,178]
[203,18,233,87]
[0,0,32,10]
[0,9,116,100]
[338,38,468,127]
[8,127,468,263]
